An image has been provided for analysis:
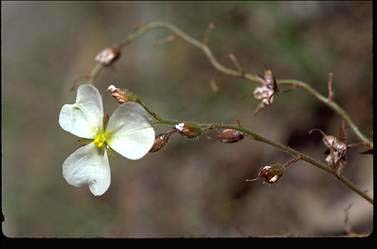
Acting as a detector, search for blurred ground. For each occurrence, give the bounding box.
[1,1,373,237]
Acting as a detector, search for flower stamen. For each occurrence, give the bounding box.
[94,131,111,148]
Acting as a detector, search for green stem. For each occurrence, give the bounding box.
[105,21,371,148]
[138,99,373,205]
[278,79,372,147]
[85,21,372,205]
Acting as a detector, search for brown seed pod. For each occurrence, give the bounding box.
[149,134,170,153]
[175,123,202,139]
[215,129,244,143]
[95,46,121,66]
[258,164,285,184]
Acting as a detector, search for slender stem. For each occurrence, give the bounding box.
[138,100,373,205]
[85,21,372,204]
[277,79,372,147]
[90,21,371,148]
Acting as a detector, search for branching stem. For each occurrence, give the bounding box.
[82,21,372,205]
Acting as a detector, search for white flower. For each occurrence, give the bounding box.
[59,84,155,196]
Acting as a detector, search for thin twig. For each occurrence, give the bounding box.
[327,72,334,103]
[137,100,373,205]
[203,22,215,45]
[344,203,353,235]
[153,34,176,47]
[82,21,373,205]
[227,53,243,74]
[94,21,371,148]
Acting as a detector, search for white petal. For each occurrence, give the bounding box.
[63,143,111,196]
[59,84,104,139]
[106,102,155,160]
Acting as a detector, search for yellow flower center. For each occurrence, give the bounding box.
[93,130,111,148]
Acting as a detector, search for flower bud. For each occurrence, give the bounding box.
[107,84,140,104]
[149,134,170,153]
[215,129,244,143]
[175,122,201,139]
[95,46,121,66]
[107,85,128,103]
[258,164,285,184]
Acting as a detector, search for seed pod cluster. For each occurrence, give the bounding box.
[175,123,202,139]
[258,164,285,184]
[215,129,244,143]
[95,46,121,66]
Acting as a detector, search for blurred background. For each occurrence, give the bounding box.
[2,1,373,237]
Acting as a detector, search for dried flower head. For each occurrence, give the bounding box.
[95,46,121,66]
[309,128,348,172]
[254,86,274,105]
[258,164,285,184]
[253,69,278,113]
[175,122,202,139]
[215,129,244,143]
[262,69,278,92]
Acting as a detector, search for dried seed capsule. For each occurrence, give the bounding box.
[258,164,285,184]
[149,134,170,153]
[216,129,244,143]
[175,122,202,139]
[95,46,121,66]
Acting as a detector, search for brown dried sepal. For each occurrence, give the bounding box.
[258,164,285,184]
[215,129,244,143]
[149,134,170,153]
[95,46,121,66]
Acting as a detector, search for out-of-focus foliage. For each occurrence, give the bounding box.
[2,1,372,237]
